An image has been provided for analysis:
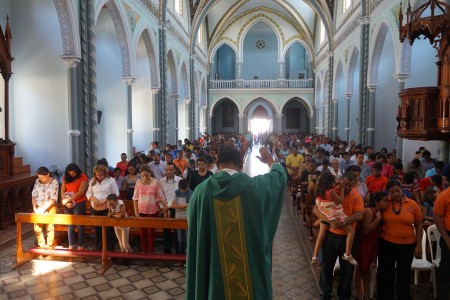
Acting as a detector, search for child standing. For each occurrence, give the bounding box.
[170,179,193,254]
[312,171,358,266]
[107,194,132,253]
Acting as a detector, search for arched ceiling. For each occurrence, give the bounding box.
[189,0,333,53]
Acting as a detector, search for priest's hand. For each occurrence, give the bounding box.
[256,147,275,167]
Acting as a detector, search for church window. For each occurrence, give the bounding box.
[343,0,352,13]
[175,0,183,17]
[198,24,204,44]
[319,21,326,44]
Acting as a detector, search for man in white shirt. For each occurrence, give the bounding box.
[149,153,166,180]
[159,162,182,254]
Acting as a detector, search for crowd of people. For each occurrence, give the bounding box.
[30,132,450,299]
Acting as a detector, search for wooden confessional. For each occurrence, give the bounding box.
[0,17,35,230]
[397,0,450,140]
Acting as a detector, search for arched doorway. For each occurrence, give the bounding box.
[281,98,310,133]
[211,98,239,134]
[244,98,276,134]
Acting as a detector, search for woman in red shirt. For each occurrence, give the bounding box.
[61,163,89,250]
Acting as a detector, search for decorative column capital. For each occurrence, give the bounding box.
[327,50,334,57]
[190,54,196,60]
[61,55,81,68]
[358,16,370,25]
[184,98,192,104]
[67,130,81,137]
[160,21,170,30]
[151,88,160,95]
[201,105,207,110]
[127,128,134,134]
[275,114,283,119]
[332,98,339,104]
[238,114,246,119]
[171,94,180,100]
[393,73,410,82]
[123,77,136,85]
[367,85,378,92]
[277,59,285,63]
[345,93,353,99]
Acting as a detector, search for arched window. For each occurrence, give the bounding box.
[343,0,352,13]
[175,0,183,17]
[319,21,326,44]
[198,24,204,44]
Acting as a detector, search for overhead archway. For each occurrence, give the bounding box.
[244,98,277,134]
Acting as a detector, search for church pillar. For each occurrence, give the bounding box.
[184,98,192,140]
[159,21,169,144]
[172,94,180,143]
[276,114,283,134]
[238,114,245,134]
[345,93,353,143]
[440,141,449,162]
[189,55,196,139]
[322,102,328,135]
[332,97,338,140]
[235,60,243,88]
[277,60,286,88]
[327,52,334,138]
[309,111,315,134]
[358,9,370,146]
[367,85,377,147]
[61,56,81,165]
[80,0,98,175]
[394,73,409,159]
[151,88,160,142]
[123,77,135,158]
[315,105,320,134]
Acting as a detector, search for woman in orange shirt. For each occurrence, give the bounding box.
[376,180,423,300]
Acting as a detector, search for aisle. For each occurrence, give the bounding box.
[0,147,321,299]
[244,146,321,299]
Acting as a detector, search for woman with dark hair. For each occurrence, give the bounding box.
[123,165,141,200]
[32,166,59,248]
[377,180,423,300]
[116,153,129,176]
[61,163,89,250]
[354,192,389,300]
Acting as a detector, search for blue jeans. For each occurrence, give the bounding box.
[177,228,187,254]
[319,231,354,300]
[437,232,450,300]
[63,201,86,246]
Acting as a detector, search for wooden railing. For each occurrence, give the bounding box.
[15,213,188,275]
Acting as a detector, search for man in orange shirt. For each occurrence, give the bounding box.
[313,172,364,300]
[366,162,388,194]
[434,188,450,300]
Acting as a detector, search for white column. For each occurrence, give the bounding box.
[394,73,410,161]
[61,55,81,165]
[123,77,135,158]
[332,97,338,140]
[184,98,192,140]
[151,88,160,142]
[345,93,353,143]
[235,60,243,88]
[276,114,283,134]
[367,85,378,147]
[238,114,245,134]
[172,94,180,143]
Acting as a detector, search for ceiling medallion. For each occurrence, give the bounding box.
[256,39,265,49]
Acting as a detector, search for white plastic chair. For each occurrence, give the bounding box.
[411,229,436,299]
[427,224,441,268]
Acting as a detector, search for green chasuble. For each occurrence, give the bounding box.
[186,163,287,300]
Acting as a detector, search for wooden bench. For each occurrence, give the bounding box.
[14,213,188,275]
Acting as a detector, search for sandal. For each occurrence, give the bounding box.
[342,254,358,266]
[311,257,320,265]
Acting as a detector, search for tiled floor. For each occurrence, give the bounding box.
[0,147,438,299]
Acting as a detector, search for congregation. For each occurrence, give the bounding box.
[30,131,450,299]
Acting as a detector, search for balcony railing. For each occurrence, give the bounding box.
[209,79,313,89]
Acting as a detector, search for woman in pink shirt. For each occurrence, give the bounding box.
[133,165,168,253]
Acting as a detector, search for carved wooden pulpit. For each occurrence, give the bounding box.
[397,0,450,140]
[0,16,15,178]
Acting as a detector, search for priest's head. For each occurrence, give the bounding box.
[217,144,243,172]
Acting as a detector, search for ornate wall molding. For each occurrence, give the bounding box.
[54,0,79,56]
[334,12,362,50]
[369,23,389,85]
[138,0,159,19]
[141,29,160,88]
[106,1,132,77]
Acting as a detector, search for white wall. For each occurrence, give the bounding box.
[10,0,70,173]
[402,140,440,163]
[96,9,127,164]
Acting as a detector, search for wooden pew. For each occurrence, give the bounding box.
[14,213,188,275]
